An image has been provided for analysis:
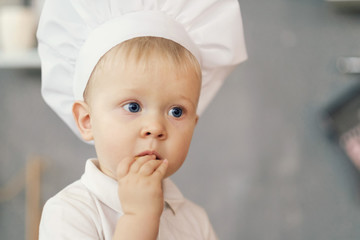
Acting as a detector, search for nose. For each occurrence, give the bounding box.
[140,117,167,140]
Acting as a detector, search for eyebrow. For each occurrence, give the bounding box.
[178,94,197,109]
[114,87,197,109]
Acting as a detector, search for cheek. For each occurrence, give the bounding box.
[91,117,134,158]
[94,132,134,177]
[92,112,127,138]
[166,135,192,178]
[172,127,195,159]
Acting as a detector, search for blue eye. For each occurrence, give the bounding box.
[123,102,141,113]
[169,107,183,118]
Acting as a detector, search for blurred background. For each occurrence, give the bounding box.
[1,0,360,239]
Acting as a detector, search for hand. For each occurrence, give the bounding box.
[116,155,168,218]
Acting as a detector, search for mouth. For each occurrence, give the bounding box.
[136,150,162,160]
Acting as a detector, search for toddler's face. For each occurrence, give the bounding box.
[85,56,200,179]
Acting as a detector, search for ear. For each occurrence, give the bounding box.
[195,115,199,126]
[72,101,93,141]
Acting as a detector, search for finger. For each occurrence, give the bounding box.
[153,159,168,180]
[116,156,135,180]
[139,159,163,176]
[129,155,156,173]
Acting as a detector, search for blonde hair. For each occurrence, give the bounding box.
[84,36,201,101]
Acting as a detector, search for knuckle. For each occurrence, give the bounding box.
[141,165,153,174]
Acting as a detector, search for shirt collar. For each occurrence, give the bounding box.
[80,159,185,215]
[81,159,123,213]
[163,177,185,215]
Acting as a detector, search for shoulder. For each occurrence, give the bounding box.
[169,194,217,240]
[164,179,212,229]
[43,180,99,215]
[180,198,210,223]
[181,199,218,240]
[39,180,102,239]
[48,180,94,202]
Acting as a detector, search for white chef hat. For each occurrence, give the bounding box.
[37,0,247,141]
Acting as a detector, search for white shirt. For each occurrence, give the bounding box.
[39,159,217,239]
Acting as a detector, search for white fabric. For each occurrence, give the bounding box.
[37,0,247,141]
[39,159,217,240]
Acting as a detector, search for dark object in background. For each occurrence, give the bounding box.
[323,86,360,140]
[325,0,360,13]
[323,85,360,169]
[23,0,31,7]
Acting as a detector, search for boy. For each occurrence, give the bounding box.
[37,0,247,239]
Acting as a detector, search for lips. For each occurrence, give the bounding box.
[136,150,162,160]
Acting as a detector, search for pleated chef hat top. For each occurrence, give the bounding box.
[37,0,247,142]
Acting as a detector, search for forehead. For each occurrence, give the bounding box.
[104,50,201,90]
[86,37,202,100]
[100,38,200,75]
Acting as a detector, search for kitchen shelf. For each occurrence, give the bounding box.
[0,49,40,69]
